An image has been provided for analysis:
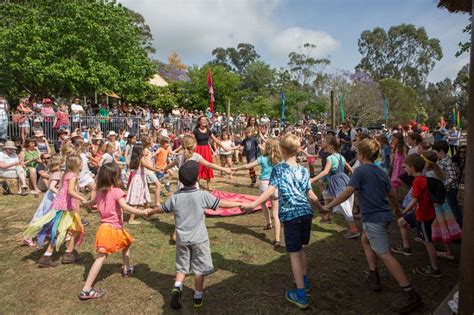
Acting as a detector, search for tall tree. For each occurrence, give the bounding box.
[423,79,456,127]
[287,43,330,89]
[379,78,420,124]
[356,24,443,89]
[0,0,155,100]
[211,43,260,74]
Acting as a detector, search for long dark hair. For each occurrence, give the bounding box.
[126,133,136,146]
[129,144,143,170]
[96,162,121,191]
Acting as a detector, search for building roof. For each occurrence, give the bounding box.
[438,0,471,13]
[149,73,169,87]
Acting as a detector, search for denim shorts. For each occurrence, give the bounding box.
[283,215,312,253]
[362,222,391,254]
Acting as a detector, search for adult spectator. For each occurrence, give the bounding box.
[433,123,448,142]
[338,120,356,162]
[54,129,69,153]
[41,98,55,139]
[0,95,9,140]
[33,131,51,154]
[36,152,51,192]
[70,98,85,130]
[54,102,70,132]
[452,145,466,184]
[98,103,110,133]
[447,126,461,156]
[23,138,42,196]
[0,141,28,195]
[17,98,33,142]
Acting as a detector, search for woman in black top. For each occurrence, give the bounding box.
[193,116,228,190]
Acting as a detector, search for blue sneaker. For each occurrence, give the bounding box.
[285,289,309,310]
[293,277,310,294]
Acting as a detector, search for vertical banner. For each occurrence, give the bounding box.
[207,69,215,114]
[457,109,461,128]
[383,97,389,121]
[281,91,285,128]
[453,107,457,127]
[340,95,345,122]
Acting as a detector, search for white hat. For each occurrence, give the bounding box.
[3,141,17,150]
[107,131,117,137]
[124,132,130,138]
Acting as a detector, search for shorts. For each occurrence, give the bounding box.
[175,240,214,276]
[283,215,312,253]
[403,212,433,243]
[258,180,278,199]
[156,171,165,182]
[220,154,232,159]
[146,173,159,184]
[362,222,391,254]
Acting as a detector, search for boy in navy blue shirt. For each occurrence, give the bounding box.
[242,134,322,310]
[324,138,422,313]
[239,127,259,187]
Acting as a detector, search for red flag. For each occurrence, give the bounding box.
[207,68,215,113]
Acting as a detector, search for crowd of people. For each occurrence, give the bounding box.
[0,96,467,312]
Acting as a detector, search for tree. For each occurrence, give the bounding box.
[356,24,443,89]
[379,78,419,124]
[422,79,456,127]
[287,43,330,89]
[211,43,260,74]
[241,61,276,93]
[455,22,471,57]
[454,63,469,126]
[167,51,187,71]
[0,0,155,101]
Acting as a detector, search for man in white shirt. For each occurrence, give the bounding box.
[70,98,85,129]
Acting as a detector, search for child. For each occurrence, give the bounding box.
[124,133,137,167]
[79,163,152,300]
[239,127,259,187]
[432,141,462,227]
[149,160,242,309]
[421,151,462,260]
[310,135,358,239]
[324,139,422,313]
[99,142,116,166]
[218,132,237,178]
[391,154,440,277]
[301,135,317,176]
[141,135,162,207]
[154,137,172,186]
[390,133,407,206]
[22,155,62,247]
[241,134,323,310]
[407,132,423,156]
[23,155,86,267]
[77,142,95,191]
[126,144,158,224]
[233,137,283,247]
[376,134,391,175]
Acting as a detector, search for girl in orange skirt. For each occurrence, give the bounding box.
[79,163,152,300]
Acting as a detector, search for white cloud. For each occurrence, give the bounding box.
[428,55,469,82]
[119,0,339,66]
[269,27,340,62]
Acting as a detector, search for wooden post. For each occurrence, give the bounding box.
[459,2,474,313]
[227,98,231,132]
[330,90,336,128]
[94,90,97,105]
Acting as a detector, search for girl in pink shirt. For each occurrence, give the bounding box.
[23,155,86,267]
[79,163,152,300]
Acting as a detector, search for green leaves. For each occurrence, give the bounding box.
[0,0,155,100]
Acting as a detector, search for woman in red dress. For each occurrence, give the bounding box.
[193,116,228,190]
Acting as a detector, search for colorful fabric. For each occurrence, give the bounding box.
[431,202,462,243]
[23,210,83,250]
[30,190,56,222]
[51,172,79,211]
[203,189,270,216]
[95,223,133,254]
[269,162,313,222]
[390,151,405,188]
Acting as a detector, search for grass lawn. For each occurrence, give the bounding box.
[0,164,459,314]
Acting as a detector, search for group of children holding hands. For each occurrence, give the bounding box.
[19,123,462,313]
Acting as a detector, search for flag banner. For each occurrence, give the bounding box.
[383,97,389,120]
[207,69,214,113]
[452,107,456,126]
[281,92,285,128]
[457,110,461,128]
[340,95,345,121]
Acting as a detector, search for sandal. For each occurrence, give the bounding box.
[79,288,105,300]
[263,223,273,230]
[20,238,36,247]
[122,265,135,277]
[273,241,284,248]
[437,251,455,261]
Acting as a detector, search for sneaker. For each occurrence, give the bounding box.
[391,244,412,256]
[37,255,58,268]
[285,289,309,310]
[61,252,82,264]
[343,230,360,239]
[193,296,204,308]
[368,270,381,292]
[170,287,182,310]
[122,265,134,278]
[415,265,441,278]
[390,288,423,313]
[79,288,105,300]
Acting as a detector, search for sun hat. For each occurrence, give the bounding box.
[107,131,117,137]
[3,141,17,150]
[92,133,104,140]
[70,132,83,139]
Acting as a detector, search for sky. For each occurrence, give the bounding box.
[119,0,470,82]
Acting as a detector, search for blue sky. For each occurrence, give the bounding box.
[120,0,469,82]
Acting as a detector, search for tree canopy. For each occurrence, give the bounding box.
[0,0,155,100]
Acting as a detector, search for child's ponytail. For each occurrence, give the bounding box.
[181,135,196,161]
[422,151,445,181]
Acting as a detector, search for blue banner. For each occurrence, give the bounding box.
[281,92,285,128]
[383,97,389,120]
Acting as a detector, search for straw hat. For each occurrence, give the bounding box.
[107,131,117,137]
[33,131,45,138]
[3,141,17,150]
